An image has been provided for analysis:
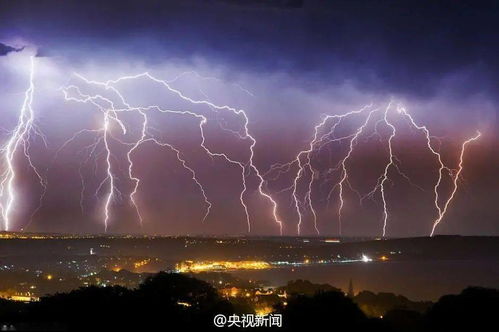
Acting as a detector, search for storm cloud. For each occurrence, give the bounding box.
[0,42,23,56]
[0,0,497,236]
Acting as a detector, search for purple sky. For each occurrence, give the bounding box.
[0,0,497,236]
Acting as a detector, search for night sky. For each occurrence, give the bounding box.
[0,0,497,236]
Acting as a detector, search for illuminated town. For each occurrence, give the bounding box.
[0,233,496,300]
[0,232,439,323]
[0,232,385,300]
[176,260,272,272]
[1,232,496,330]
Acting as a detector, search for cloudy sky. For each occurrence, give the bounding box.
[0,0,497,236]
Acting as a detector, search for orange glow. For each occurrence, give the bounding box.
[255,306,273,316]
[134,259,150,269]
[177,301,192,307]
[176,260,271,272]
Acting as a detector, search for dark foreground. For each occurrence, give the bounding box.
[0,272,497,331]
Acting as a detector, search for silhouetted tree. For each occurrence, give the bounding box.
[279,279,341,296]
[425,287,499,331]
[0,298,26,323]
[3,273,233,331]
[279,290,369,330]
[133,272,233,329]
[384,308,423,332]
[354,290,431,317]
[3,277,498,331]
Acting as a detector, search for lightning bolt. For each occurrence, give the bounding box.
[379,102,397,237]
[395,105,481,236]
[337,108,378,235]
[0,56,47,231]
[429,131,481,236]
[264,104,374,235]
[59,71,282,233]
[60,85,126,231]
[3,58,478,236]
[263,101,480,237]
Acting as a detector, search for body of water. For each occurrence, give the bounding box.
[232,259,499,301]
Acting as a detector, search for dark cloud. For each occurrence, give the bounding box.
[215,0,304,8]
[0,42,24,56]
[34,47,51,58]
[0,0,498,101]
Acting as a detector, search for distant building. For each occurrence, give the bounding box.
[347,279,354,298]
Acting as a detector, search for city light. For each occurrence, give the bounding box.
[361,254,372,263]
[177,301,192,307]
[176,260,272,273]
